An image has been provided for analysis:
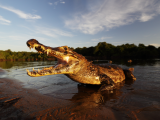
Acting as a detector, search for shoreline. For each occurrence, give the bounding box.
[1,68,160,119]
[0,78,118,119]
[0,68,68,119]
[0,68,117,119]
[0,77,65,119]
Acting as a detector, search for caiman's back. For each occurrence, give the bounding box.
[66,62,126,85]
[98,64,125,83]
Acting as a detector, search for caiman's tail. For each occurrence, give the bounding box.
[123,68,136,80]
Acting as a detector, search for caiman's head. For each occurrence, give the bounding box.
[26,39,87,77]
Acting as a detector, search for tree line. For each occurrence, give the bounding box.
[0,49,55,61]
[1,42,160,61]
[73,42,160,59]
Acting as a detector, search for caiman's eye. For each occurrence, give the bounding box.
[64,47,67,50]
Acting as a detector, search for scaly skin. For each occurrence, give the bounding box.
[26,39,136,91]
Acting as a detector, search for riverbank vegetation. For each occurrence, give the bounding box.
[0,49,55,61]
[74,42,160,60]
[1,42,160,61]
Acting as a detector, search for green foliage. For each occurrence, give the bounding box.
[0,49,55,61]
[93,42,115,58]
[73,42,160,59]
[1,42,160,61]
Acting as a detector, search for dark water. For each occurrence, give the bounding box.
[0,59,160,119]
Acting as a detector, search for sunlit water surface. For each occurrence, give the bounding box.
[0,59,160,119]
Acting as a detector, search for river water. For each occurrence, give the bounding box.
[0,59,160,119]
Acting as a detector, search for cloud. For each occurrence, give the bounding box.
[60,0,65,4]
[49,2,53,5]
[0,31,49,43]
[0,5,41,19]
[60,2,65,4]
[54,2,58,5]
[54,0,65,6]
[139,13,156,22]
[150,43,160,47]
[0,15,11,25]
[48,2,53,5]
[8,35,49,42]
[65,0,160,34]
[20,25,74,38]
[35,26,74,38]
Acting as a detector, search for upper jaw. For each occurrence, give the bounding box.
[27,39,57,56]
[26,39,79,77]
[27,39,75,59]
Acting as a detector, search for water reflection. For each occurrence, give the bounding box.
[70,79,135,108]
[0,61,56,69]
[0,68,7,78]
[1,59,160,119]
[0,59,160,70]
[93,59,160,67]
[0,61,14,69]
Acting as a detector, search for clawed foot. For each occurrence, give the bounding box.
[99,84,114,91]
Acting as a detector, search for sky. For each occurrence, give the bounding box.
[0,0,160,52]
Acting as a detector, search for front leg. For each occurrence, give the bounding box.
[99,84,115,91]
[99,74,115,91]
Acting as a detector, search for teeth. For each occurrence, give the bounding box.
[47,49,51,56]
[26,69,29,72]
[26,69,31,75]
[47,49,52,55]
[33,44,39,50]
[41,46,45,50]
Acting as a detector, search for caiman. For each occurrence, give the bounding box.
[26,39,136,91]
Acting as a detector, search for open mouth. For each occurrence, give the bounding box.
[26,39,78,77]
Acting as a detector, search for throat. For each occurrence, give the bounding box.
[54,58,68,68]
[54,64,63,68]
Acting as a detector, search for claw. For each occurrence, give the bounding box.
[47,49,51,56]
[26,69,31,76]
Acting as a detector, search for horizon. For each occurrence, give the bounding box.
[0,0,160,52]
[1,41,159,53]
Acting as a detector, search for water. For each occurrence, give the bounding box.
[0,61,77,95]
[0,59,160,119]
